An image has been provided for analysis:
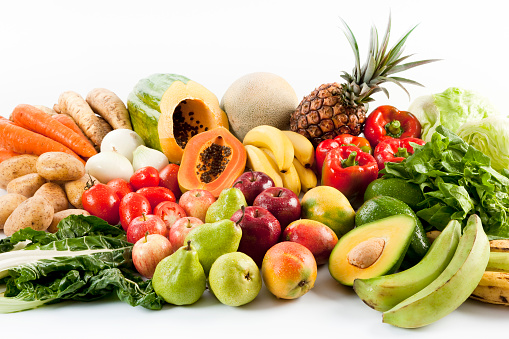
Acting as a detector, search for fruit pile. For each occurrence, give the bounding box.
[1,15,509,330]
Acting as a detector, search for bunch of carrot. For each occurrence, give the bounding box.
[0,104,97,165]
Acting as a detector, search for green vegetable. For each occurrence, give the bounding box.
[457,116,509,172]
[382,125,509,239]
[408,87,497,142]
[0,215,164,313]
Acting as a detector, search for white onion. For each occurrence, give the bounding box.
[132,145,169,172]
[85,151,134,183]
[100,129,145,163]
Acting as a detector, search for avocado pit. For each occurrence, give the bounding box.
[347,237,386,269]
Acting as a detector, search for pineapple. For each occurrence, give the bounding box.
[290,16,438,147]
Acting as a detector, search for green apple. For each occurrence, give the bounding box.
[208,252,262,306]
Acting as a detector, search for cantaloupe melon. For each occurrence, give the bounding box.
[220,72,298,141]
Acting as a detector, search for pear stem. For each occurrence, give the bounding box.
[186,240,191,251]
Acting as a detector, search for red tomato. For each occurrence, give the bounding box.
[82,183,121,225]
[130,166,160,191]
[107,178,133,200]
[159,163,181,200]
[119,192,151,231]
[136,186,176,209]
[154,201,187,230]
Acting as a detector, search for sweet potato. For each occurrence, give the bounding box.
[86,88,132,130]
[57,91,113,147]
[33,105,58,116]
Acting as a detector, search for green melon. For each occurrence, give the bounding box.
[220,72,298,141]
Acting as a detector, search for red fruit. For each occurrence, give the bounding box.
[159,164,181,200]
[132,233,173,278]
[82,183,120,225]
[127,214,168,244]
[130,166,160,191]
[315,139,341,174]
[106,178,133,200]
[154,201,187,230]
[178,189,216,222]
[119,192,151,231]
[136,186,176,209]
[168,217,203,252]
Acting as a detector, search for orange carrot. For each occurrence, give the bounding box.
[0,147,20,163]
[0,116,86,165]
[52,114,95,148]
[11,104,97,158]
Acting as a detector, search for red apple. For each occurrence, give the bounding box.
[132,233,173,278]
[231,206,281,267]
[153,201,187,231]
[232,171,275,205]
[253,187,301,229]
[283,219,339,265]
[127,214,167,244]
[178,189,216,222]
[168,217,203,252]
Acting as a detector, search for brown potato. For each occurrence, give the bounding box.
[64,174,98,209]
[0,154,39,189]
[34,182,69,213]
[4,196,54,236]
[0,193,27,229]
[6,173,46,197]
[47,209,90,233]
[36,152,85,182]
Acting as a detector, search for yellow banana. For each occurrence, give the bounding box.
[260,148,301,195]
[292,157,317,193]
[282,130,315,168]
[489,239,509,252]
[243,125,294,173]
[244,145,283,188]
[470,271,509,306]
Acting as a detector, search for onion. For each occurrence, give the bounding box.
[85,151,134,183]
[100,129,145,163]
[132,145,169,172]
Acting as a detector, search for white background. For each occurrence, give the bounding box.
[1,1,508,338]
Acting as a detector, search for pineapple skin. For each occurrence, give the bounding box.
[290,83,366,147]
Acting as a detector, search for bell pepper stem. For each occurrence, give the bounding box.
[395,147,410,158]
[386,120,402,136]
[341,151,358,168]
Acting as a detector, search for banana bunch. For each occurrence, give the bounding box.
[470,239,509,306]
[353,215,490,328]
[243,126,317,195]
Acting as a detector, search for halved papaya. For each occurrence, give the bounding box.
[178,127,246,197]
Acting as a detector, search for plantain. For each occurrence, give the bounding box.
[470,271,509,306]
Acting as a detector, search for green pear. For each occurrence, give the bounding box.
[208,252,262,306]
[205,187,247,223]
[152,240,206,305]
[184,218,242,275]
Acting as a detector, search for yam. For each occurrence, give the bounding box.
[0,154,39,189]
[34,182,69,213]
[0,193,27,229]
[6,173,46,197]
[86,88,132,130]
[4,195,54,236]
[33,105,58,116]
[36,151,85,182]
[57,91,113,147]
[48,208,90,233]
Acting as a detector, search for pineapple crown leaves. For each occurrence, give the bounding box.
[339,15,440,105]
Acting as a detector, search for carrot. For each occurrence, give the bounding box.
[0,116,86,165]
[0,147,20,163]
[11,104,97,158]
[52,114,95,148]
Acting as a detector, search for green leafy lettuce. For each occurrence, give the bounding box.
[0,215,164,313]
[382,125,509,239]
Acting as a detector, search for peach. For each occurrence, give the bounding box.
[283,219,339,266]
[261,241,317,299]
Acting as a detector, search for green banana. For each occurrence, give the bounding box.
[353,219,461,312]
[486,251,509,272]
[382,214,490,328]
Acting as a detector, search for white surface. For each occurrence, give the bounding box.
[1,1,508,337]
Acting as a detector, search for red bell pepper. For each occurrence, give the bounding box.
[374,137,425,171]
[315,139,341,174]
[321,145,378,207]
[334,134,372,154]
[364,105,422,147]
[315,134,371,174]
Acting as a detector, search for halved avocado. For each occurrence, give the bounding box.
[328,214,416,286]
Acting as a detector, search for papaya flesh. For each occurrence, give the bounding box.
[178,127,246,197]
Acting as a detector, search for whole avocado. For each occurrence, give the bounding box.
[364,178,425,210]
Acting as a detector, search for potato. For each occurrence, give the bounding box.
[6,173,46,197]
[4,196,54,236]
[34,182,69,213]
[64,174,98,209]
[36,152,85,182]
[47,208,91,233]
[0,193,27,229]
[0,154,39,189]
